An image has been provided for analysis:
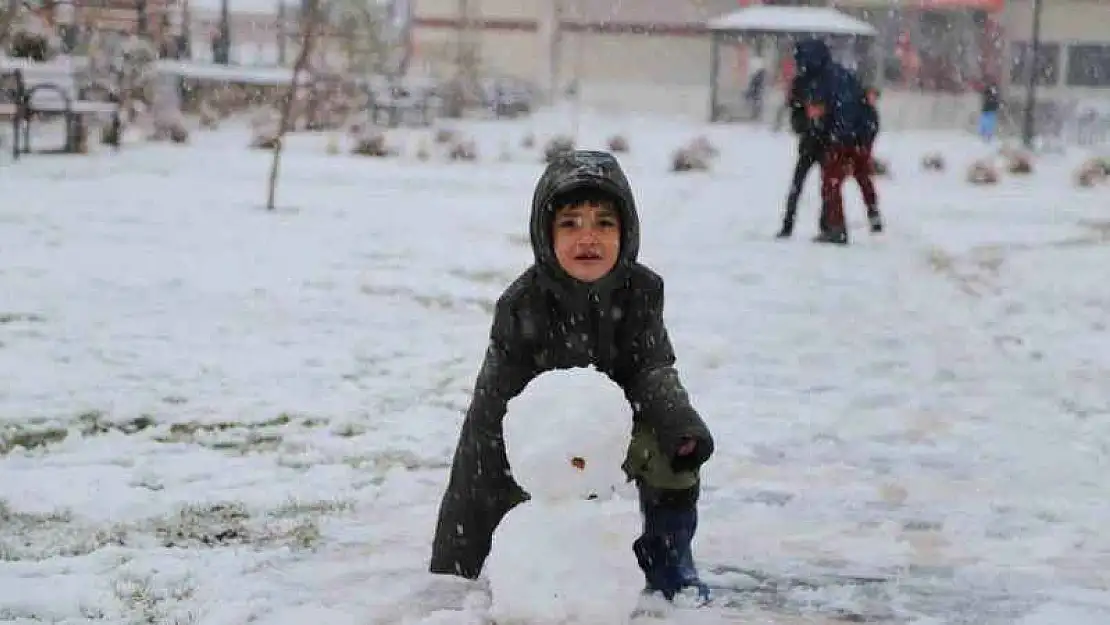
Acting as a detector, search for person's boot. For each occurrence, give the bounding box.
[867,209,883,234]
[634,495,708,603]
[813,228,848,245]
[776,221,794,238]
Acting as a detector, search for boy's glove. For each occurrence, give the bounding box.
[622,428,699,492]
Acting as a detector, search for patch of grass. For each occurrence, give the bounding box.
[360,284,495,314]
[146,499,349,551]
[151,413,329,454]
[0,312,46,324]
[0,500,126,561]
[0,424,69,454]
[447,268,516,286]
[0,495,353,562]
[113,572,198,625]
[151,502,252,548]
[0,411,161,456]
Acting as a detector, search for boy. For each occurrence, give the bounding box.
[794,38,881,245]
[860,85,883,234]
[778,66,829,239]
[979,81,1000,143]
[429,150,715,603]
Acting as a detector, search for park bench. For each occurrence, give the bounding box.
[0,58,121,159]
[365,79,440,128]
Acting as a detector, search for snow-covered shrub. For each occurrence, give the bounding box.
[967,160,999,186]
[199,101,220,130]
[607,134,629,153]
[434,127,457,144]
[921,153,945,171]
[543,135,575,163]
[671,136,717,173]
[416,138,431,161]
[1075,158,1109,188]
[351,130,393,157]
[671,146,710,173]
[1006,151,1033,174]
[687,135,718,158]
[449,139,478,161]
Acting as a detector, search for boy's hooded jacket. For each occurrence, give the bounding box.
[429,150,715,579]
[793,39,875,147]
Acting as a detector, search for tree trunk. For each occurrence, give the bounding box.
[266,0,320,211]
[0,0,24,53]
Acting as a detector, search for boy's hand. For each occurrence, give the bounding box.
[676,437,698,456]
[805,103,825,119]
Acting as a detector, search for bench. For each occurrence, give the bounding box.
[365,83,440,128]
[1,59,122,159]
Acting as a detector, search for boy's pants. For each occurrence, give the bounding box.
[782,140,825,234]
[979,111,997,141]
[820,144,879,234]
[632,487,707,600]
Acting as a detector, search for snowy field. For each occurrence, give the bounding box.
[2,108,1110,625]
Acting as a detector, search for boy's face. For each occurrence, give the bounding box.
[552,201,621,283]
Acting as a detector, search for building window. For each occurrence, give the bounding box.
[1066,44,1110,88]
[1010,42,1060,86]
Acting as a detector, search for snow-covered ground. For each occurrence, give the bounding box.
[2,108,1110,625]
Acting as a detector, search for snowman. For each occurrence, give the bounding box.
[484,367,645,624]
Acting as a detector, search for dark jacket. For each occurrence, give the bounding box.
[981,84,1000,113]
[787,74,826,154]
[429,150,715,579]
[794,39,872,147]
[861,87,880,147]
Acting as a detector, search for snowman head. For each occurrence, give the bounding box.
[505,368,633,502]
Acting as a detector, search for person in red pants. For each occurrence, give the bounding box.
[794,39,883,245]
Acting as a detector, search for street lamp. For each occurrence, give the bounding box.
[1020,0,1043,149]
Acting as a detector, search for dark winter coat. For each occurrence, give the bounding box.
[793,39,874,147]
[787,74,826,156]
[429,150,715,580]
[861,87,881,147]
[981,84,1000,113]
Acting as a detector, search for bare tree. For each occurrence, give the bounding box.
[332,0,389,76]
[265,0,323,211]
[0,0,23,53]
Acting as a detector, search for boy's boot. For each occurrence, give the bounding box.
[633,495,710,603]
[776,215,794,238]
[623,429,709,603]
[812,229,848,245]
[867,208,883,234]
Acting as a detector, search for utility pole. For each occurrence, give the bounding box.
[277,1,285,65]
[1020,0,1044,149]
[216,0,230,64]
[181,0,192,58]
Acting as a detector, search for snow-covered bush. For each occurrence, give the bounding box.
[921,153,945,171]
[543,135,575,163]
[350,130,393,157]
[607,134,629,153]
[967,160,999,186]
[448,138,478,161]
[1006,151,1033,174]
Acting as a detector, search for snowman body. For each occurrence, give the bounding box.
[485,368,644,625]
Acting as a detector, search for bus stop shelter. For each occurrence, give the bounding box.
[707,6,877,123]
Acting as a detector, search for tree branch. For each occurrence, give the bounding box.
[265,0,321,211]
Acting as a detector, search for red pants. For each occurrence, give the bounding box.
[820,145,878,232]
